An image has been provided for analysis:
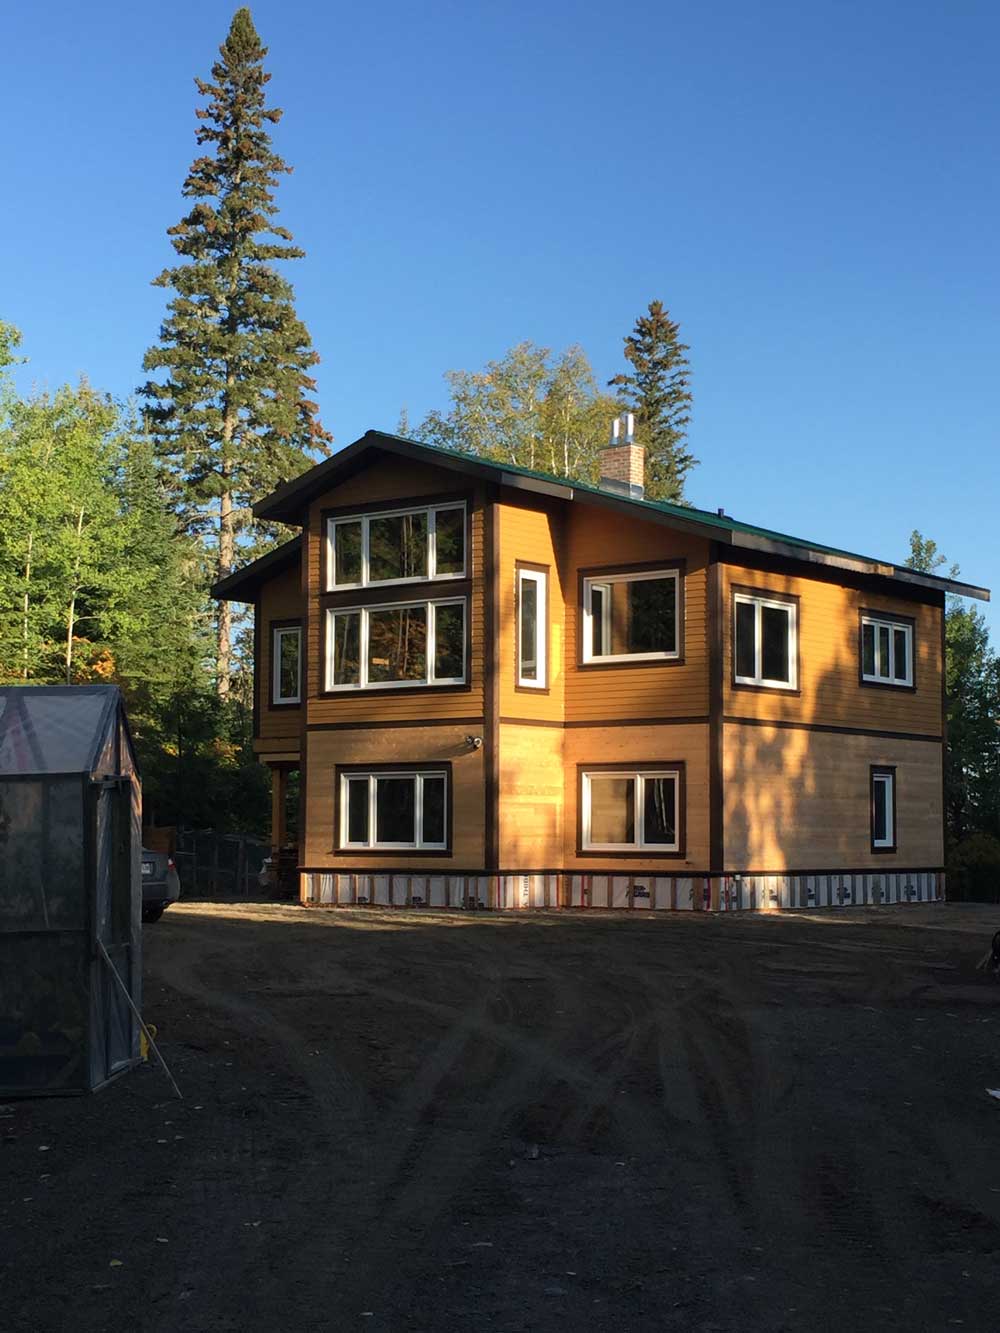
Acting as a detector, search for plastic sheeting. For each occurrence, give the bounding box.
[0,686,142,1097]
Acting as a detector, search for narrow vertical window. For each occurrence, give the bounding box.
[871,767,896,851]
[272,625,301,705]
[517,566,547,689]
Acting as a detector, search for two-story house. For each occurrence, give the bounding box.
[212,428,989,912]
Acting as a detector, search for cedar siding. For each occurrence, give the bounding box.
[209,432,984,909]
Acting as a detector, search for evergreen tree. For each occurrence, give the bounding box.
[141,7,331,696]
[609,300,695,503]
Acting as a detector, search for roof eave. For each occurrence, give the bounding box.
[210,536,302,603]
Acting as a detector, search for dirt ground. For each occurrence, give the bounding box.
[3,902,1000,1332]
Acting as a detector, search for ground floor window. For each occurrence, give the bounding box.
[338,768,449,851]
[871,766,896,851]
[580,767,682,853]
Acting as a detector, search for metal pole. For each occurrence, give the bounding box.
[96,938,183,1100]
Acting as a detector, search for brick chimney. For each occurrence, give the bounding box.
[599,414,644,499]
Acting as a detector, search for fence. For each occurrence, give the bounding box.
[173,829,271,899]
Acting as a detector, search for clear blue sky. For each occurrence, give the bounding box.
[4,1,998,622]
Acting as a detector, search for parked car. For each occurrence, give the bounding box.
[141,848,180,923]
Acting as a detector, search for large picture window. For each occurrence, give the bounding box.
[861,613,913,687]
[733,591,797,689]
[581,768,682,853]
[326,502,466,589]
[871,767,896,852]
[517,565,548,689]
[581,568,680,664]
[271,624,301,705]
[339,769,449,851]
[325,598,466,691]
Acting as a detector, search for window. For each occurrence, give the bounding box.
[871,767,896,851]
[271,625,301,705]
[327,502,466,589]
[339,769,448,850]
[733,591,797,689]
[581,568,680,664]
[581,768,681,852]
[861,613,913,687]
[517,565,547,689]
[325,598,466,691]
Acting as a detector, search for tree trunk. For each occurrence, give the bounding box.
[217,372,236,699]
[65,507,85,685]
[22,530,34,680]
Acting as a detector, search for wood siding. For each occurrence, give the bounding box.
[254,562,304,758]
[563,507,711,722]
[303,458,486,727]
[497,722,565,868]
[302,724,485,870]
[498,497,565,722]
[721,562,944,736]
[722,723,943,870]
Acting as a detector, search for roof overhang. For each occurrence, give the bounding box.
[211,536,302,603]
[245,431,989,604]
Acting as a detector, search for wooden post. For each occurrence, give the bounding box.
[271,766,287,852]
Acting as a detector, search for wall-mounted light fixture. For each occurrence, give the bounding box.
[465,735,483,750]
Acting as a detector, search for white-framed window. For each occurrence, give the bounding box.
[861,614,913,687]
[871,767,896,850]
[581,568,680,664]
[517,566,547,688]
[326,502,466,590]
[325,597,466,691]
[581,769,681,852]
[734,592,797,689]
[339,769,448,850]
[272,625,301,705]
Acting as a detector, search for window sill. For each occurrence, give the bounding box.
[732,679,800,695]
[579,655,685,671]
[860,677,917,692]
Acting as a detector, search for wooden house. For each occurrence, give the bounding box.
[212,429,989,911]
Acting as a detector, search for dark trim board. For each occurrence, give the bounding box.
[295,864,945,877]
[484,492,500,869]
[722,715,942,744]
[708,548,724,873]
[718,546,956,608]
[308,717,484,732]
[499,715,710,729]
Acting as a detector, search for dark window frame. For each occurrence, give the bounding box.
[576,559,687,671]
[333,762,454,857]
[575,761,687,859]
[269,618,302,709]
[870,765,898,854]
[731,584,801,695]
[858,608,917,692]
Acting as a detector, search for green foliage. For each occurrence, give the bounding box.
[907,532,1000,894]
[418,342,618,483]
[141,7,330,694]
[609,300,695,502]
[0,320,24,374]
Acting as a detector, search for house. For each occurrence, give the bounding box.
[212,428,989,911]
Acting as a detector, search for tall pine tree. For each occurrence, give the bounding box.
[609,300,695,503]
[141,7,330,696]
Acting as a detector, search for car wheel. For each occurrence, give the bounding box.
[142,907,165,924]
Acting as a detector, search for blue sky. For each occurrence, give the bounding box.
[4,1,998,621]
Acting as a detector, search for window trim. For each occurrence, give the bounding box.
[578,561,685,668]
[731,586,800,692]
[870,765,897,853]
[577,762,687,859]
[335,763,453,856]
[269,619,302,707]
[859,609,916,691]
[323,596,467,693]
[325,499,468,591]
[515,561,549,692]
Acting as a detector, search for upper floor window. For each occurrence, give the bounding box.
[861,612,913,687]
[871,766,896,851]
[581,567,680,664]
[734,590,797,690]
[581,767,682,852]
[325,597,466,692]
[326,502,466,589]
[271,624,301,705]
[517,564,548,689]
